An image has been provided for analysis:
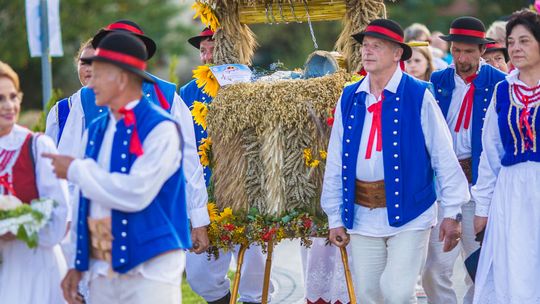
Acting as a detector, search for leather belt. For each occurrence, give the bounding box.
[355,179,386,209]
[459,158,473,184]
[87,217,113,263]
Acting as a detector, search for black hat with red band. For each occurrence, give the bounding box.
[485,39,509,62]
[84,32,154,83]
[92,20,157,59]
[352,19,412,61]
[188,27,215,49]
[440,16,491,45]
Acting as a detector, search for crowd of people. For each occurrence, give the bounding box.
[0,6,538,304]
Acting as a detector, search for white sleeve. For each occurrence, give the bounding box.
[57,91,84,157]
[321,96,345,229]
[421,89,470,218]
[67,121,182,212]
[45,104,59,146]
[171,93,210,228]
[471,96,504,216]
[34,135,70,248]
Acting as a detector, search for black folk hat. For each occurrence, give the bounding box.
[440,16,491,45]
[485,39,509,62]
[352,19,412,61]
[188,28,215,49]
[92,20,157,59]
[84,32,154,83]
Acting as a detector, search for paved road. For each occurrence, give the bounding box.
[260,239,469,304]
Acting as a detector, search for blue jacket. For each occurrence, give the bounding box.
[340,74,437,229]
[179,79,212,186]
[74,98,191,273]
[495,80,540,166]
[431,64,506,184]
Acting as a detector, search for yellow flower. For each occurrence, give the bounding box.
[234,226,245,235]
[198,137,212,167]
[277,227,286,240]
[192,1,220,31]
[193,65,220,98]
[218,207,233,221]
[191,101,208,130]
[344,74,365,87]
[303,148,313,167]
[207,202,219,222]
[319,150,327,160]
[310,160,320,168]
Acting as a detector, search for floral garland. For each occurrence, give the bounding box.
[192,0,221,32]
[193,65,220,98]
[191,101,209,130]
[198,137,212,167]
[207,203,329,258]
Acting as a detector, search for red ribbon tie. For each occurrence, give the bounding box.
[118,107,144,157]
[366,94,384,159]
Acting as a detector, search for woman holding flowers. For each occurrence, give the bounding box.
[472,10,540,303]
[0,61,69,303]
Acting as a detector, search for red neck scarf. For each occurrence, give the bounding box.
[454,74,477,132]
[118,107,144,157]
[513,84,540,147]
[365,93,385,159]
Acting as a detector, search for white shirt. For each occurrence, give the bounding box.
[472,69,540,216]
[67,100,184,285]
[445,61,485,160]
[47,88,209,228]
[321,66,470,237]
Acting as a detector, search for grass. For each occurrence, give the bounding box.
[182,271,236,303]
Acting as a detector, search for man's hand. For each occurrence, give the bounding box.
[329,227,350,248]
[0,232,16,241]
[190,226,210,254]
[61,269,84,304]
[474,216,488,235]
[439,218,462,252]
[42,153,75,179]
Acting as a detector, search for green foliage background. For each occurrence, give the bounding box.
[0,0,530,112]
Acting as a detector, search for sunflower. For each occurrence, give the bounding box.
[198,137,212,167]
[218,207,233,221]
[192,1,220,32]
[207,202,219,222]
[193,65,220,98]
[319,150,327,160]
[191,101,209,130]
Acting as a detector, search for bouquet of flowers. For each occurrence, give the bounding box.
[0,195,56,248]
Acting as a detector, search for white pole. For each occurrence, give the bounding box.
[40,0,52,110]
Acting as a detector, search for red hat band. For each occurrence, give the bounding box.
[95,48,147,70]
[449,28,485,39]
[365,25,404,43]
[106,23,144,35]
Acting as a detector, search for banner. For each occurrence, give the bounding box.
[26,0,63,57]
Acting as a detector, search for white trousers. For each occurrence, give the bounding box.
[350,229,431,304]
[89,274,181,304]
[422,201,479,304]
[185,245,273,303]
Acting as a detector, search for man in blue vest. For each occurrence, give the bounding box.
[45,32,191,304]
[321,19,470,303]
[179,28,272,304]
[422,17,506,304]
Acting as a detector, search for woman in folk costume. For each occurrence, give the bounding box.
[472,9,540,304]
[0,61,70,303]
[45,38,95,145]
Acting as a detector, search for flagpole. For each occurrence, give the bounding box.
[40,0,52,110]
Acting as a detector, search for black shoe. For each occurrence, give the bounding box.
[207,292,231,304]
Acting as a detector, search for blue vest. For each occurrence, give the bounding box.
[495,80,540,166]
[56,97,71,143]
[431,64,506,184]
[340,74,437,229]
[74,98,192,273]
[179,79,212,186]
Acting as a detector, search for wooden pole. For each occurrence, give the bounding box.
[230,244,248,304]
[261,237,274,304]
[339,246,357,304]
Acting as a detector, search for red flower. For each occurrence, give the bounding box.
[262,228,277,242]
[221,235,231,241]
[326,117,334,126]
[303,218,313,229]
[223,223,235,231]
